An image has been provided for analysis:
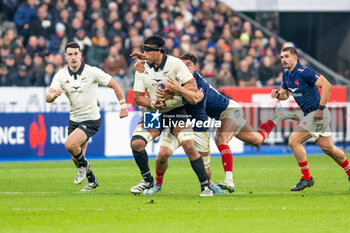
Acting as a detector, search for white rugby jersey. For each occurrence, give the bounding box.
[50,63,111,122]
[133,55,193,113]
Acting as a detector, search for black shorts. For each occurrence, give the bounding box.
[68,118,101,140]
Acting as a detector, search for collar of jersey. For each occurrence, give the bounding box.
[68,63,85,77]
[148,55,167,72]
[290,61,302,77]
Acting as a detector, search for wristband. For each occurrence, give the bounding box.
[318,105,326,110]
[119,99,127,109]
[50,93,55,101]
[150,100,156,108]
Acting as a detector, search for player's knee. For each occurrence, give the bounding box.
[158,147,172,159]
[130,136,147,152]
[215,134,227,145]
[181,140,196,154]
[288,137,298,149]
[65,140,76,153]
[319,144,334,155]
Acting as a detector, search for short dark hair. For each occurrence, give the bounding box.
[65,42,80,52]
[180,53,198,65]
[282,47,298,56]
[143,35,164,48]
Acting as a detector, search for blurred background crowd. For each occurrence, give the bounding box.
[0,0,315,91]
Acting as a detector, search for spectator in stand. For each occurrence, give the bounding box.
[26,35,39,57]
[52,53,65,70]
[31,53,45,85]
[2,0,21,21]
[35,63,55,87]
[73,30,92,57]
[231,38,247,61]
[108,20,127,42]
[201,52,218,87]
[157,9,170,31]
[4,54,17,74]
[1,45,12,62]
[179,35,192,54]
[0,64,15,86]
[22,54,34,82]
[48,22,67,55]
[103,45,128,82]
[37,36,49,57]
[13,65,31,86]
[2,29,19,53]
[86,35,109,68]
[237,59,257,86]
[217,62,236,86]
[13,0,38,40]
[30,4,54,39]
[13,46,25,65]
[258,56,276,86]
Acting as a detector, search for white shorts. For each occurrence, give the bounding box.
[160,130,210,153]
[219,100,247,135]
[298,108,332,141]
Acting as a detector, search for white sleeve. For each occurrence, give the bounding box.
[50,71,63,90]
[133,71,145,92]
[176,59,193,84]
[93,67,112,86]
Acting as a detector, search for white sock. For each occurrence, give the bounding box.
[224,171,233,184]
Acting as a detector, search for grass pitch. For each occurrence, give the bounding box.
[0,154,349,233]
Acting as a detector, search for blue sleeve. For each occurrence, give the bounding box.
[281,71,288,90]
[303,68,319,85]
[13,7,26,26]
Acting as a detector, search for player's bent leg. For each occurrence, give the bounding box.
[289,127,315,191]
[316,136,350,184]
[236,123,264,147]
[316,136,346,164]
[215,118,236,191]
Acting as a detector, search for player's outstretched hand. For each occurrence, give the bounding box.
[119,108,129,119]
[271,89,279,99]
[313,109,323,121]
[130,51,146,60]
[166,77,181,92]
[134,60,145,73]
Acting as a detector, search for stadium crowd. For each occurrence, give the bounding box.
[0,0,287,90]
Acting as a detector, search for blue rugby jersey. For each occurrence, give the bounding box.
[282,61,321,115]
[205,80,230,120]
[184,71,209,132]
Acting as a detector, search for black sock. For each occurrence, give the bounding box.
[73,150,87,167]
[87,170,96,183]
[132,149,153,183]
[190,157,209,191]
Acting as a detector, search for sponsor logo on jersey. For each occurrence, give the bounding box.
[288,87,299,92]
